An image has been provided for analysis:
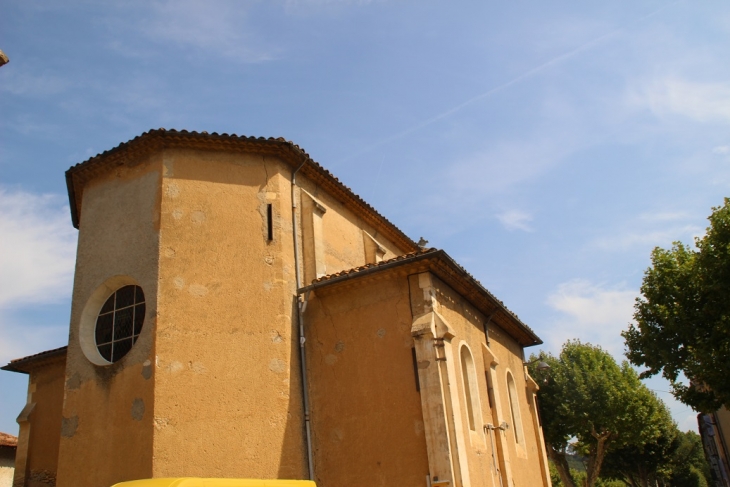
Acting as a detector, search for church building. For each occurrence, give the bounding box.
[3,129,551,487]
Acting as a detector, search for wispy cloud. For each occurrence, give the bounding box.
[446,136,573,199]
[592,225,702,252]
[497,209,533,232]
[544,279,637,356]
[137,0,277,62]
[713,145,730,155]
[0,188,76,364]
[0,321,67,366]
[629,78,730,123]
[285,0,381,7]
[637,211,691,222]
[2,114,63,138]
[590,209,703,253]
[0,188,77,309]
[341,3,683,163]
[0,66,69,97]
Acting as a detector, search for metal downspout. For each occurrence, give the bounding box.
[291,161,315,480]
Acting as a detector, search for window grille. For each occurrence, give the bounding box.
[95,285,145,363]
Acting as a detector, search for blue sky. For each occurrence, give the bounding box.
[2,0,729,436]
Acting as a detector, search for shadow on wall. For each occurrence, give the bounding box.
[276,296,308,480]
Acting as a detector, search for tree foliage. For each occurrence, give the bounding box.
[550,431,712,487]
[602,429,711,487]
[623,198,730,412]
[600,397,676,487]
[666,430,711,487]
[549,461,625,487]
[530,341,671,487]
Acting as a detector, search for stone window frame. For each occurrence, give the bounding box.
[94,285,145,363]
[459,342,482,432]
[79,276,145,366]
[506,370,525,445]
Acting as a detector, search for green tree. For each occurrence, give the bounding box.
[550,461,624,487]
[599,395,677,487]
[666,430,711,487]
[623,198,730,412]
[530,341,670,487]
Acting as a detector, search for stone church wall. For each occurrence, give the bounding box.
[305,271,430,487]
[56,154,161,487]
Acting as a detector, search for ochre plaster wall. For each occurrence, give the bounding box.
[305,273,429,487]
[58,144,412,484]
[152,148,411,479]
[410,273,549,487]
[22,359,66,487]
[295,176,405,283]
[58,141,548,486]
[0,447,14,487]
[153,150,306,479]
[57,156,161,487]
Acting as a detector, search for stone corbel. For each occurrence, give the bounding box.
[13,402,35,487]
[481,343,499,367]
[301,189,327,215]
[411,310,455,340]
[300,190,327,282]
[16,402,35,423]
[525,371,540,393]
[363,231,387,264]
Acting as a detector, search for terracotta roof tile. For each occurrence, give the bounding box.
[2,346,67,373]
[302,248,542,346]
[65,129,417,252]
[310,248,438,284]
[0,432,17,448]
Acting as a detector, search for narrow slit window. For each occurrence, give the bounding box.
[411,348,420,392]
[267,203,273,241]
[484,371,494,409]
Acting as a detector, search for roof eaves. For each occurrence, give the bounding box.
[65,168,79,228]
[300,249,542,347]
[0,432,17,448]
[65,129,418,252]
[1,346,68,374]
[435,252,542,346]
[299,248,438,293]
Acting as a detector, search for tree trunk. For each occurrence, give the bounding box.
[624,470,638,487]
[584,431,611,487]
[547,444,577,487]
[629,474,641,487]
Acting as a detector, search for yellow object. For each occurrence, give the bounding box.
[111,479,316,487]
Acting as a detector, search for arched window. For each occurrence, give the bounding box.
[460,344,481,431]
[506,371,524,444]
